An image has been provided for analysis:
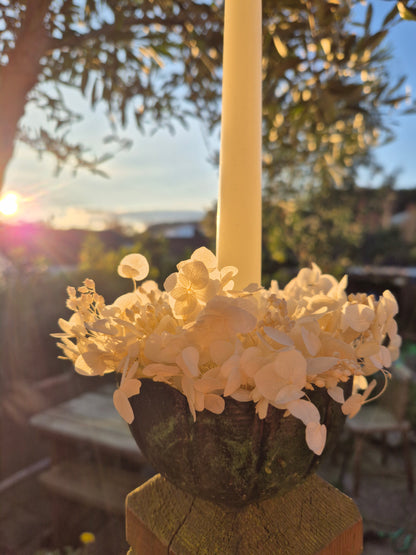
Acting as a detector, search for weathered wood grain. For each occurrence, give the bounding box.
[39,460,146,515]
[30,385,143,462]
[126,473,363,554]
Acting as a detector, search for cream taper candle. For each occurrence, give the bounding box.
[216,0,262,289]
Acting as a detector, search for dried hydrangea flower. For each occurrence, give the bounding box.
[54,248,401,456]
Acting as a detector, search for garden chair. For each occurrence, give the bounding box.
[345,363,414,496]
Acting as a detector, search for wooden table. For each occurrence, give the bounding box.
[30,383,149,517]
[30,383,143,464]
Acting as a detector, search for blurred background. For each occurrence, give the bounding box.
[1,1,416,553]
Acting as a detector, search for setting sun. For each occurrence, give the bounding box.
[0,192,19,216]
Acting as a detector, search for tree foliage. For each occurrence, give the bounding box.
[0,0,414,192]
[262,187,365,279]
[261,0,416,193]
[78,229,176,286]
[202,180,416,281]
[0,0,224,184]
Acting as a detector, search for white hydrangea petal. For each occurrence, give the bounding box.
[113,389,134,424]
[118,253,149,281]
[140,280,159,293]
[286,399,320,425]
[202,367,222,380]
[112,292,140,311]
[307,357,338,375]
[181,376,196,419]
[254,364,282,401]
[251,387,262,403]
[386,318,398,338]
[224,366,242,397]
[342,393,363,418]
[75,355,97,376]
[390,334,402,348]
[264,327,294,347]
[220,354,239,377]
[204,393,225,414]
[121,378,141,398]
[382,290,399,317]
[367,346,391,370]
[194,377,223,393]
[336,274,348,296]
[211,297,257,333]
[126,361,139,380]
[356,342,380,358]
[180,260,210,289]
[256,398,269,419]
[306,422,327,455]
[88,319,118,335]
[381,346,392,368]
[228,306,257,334]
[369,347,390,370]
[56,339,79,359]
[240,346,263,378]
[194,390,205,412]
[301,327,321,356]
[328,386,345,404]
[142,362,179,378]
[274,350,307,386]
[388,334,402,362]
[274,384,304,405]
[57,317,75,335]
[231,389,252,402]
[191,247,217,270]
[210,340,234,365]
[52,331,72,339]
[220,265,238,281]
[169,285,189,302]
[101,305,120,318]
[173,295,198,317]
[180,346,200,377]
[194,374,224,393]
[195,279,220,304]
[164,272,178,292]
[342,303,374,332]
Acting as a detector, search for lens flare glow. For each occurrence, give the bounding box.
[0,192,19,216]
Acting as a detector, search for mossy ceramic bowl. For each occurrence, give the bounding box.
[128,378,349,507]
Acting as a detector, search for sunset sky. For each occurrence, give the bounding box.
[3,5,416,230]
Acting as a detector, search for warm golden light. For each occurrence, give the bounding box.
[0,192,19,216]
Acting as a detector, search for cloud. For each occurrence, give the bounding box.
[15,204,204,231]
[48,207,115,230]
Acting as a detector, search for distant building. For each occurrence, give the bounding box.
[356,186,416,241]
[164,224,198,239]
[389,189,416,242]
[146,221,209,258]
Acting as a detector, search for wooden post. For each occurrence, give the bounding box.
[126,474,363,554]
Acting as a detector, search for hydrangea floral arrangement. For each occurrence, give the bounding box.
[54,247,401,456]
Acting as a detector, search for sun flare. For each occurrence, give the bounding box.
[0,192,19,216]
